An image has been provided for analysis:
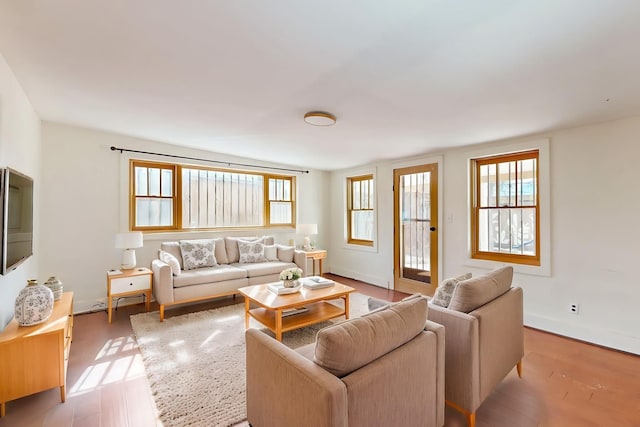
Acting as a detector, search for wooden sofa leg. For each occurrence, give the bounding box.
[517,359,523,378]
[159,305,165,322]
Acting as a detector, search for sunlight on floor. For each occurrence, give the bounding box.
[68,334,146,395]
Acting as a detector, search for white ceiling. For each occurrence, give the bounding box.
[1,1,640,171]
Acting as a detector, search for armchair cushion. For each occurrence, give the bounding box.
[314,297,428,377]
[431,272,472,307]
[448,266,513,313]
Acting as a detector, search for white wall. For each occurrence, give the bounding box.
[40,122,326,313]
[329,117,640,355]
[0,54,41,329]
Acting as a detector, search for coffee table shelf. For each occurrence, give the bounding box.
[239,282,355,341]
[249,300,345,333]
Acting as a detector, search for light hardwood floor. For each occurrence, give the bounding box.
[0,274,638,427]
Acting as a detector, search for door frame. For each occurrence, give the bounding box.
[393,158,442,295]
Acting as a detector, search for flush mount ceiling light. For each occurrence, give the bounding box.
[304,111,336,126]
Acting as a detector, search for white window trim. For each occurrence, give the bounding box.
[465,138,551,277]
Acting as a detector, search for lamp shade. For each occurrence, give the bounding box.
[296,224,318,236]
[115,232,143,249]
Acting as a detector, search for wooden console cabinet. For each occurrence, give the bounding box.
[0,292,74,417]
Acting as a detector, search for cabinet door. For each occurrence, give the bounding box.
[0,332,62,402]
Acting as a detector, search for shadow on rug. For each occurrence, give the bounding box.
[130,292,370,427]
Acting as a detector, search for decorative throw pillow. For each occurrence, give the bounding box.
[277,244,295,263]
[159,250,181,276]
[263,244,279,261]
[430,273,472,308]
[179,239,217,270]
[238,241,268,263]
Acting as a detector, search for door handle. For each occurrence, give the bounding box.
[430,227,436,231]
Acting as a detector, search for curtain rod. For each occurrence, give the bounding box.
[110,146,309,174]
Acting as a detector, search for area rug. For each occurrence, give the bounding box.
[130,292,370,427]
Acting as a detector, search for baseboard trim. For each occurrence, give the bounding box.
[525,313,639,355]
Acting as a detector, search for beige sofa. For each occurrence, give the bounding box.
[246,296,445,427]
[427,266,523,427]
[151,236,307,321]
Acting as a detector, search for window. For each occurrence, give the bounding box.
[471,150,540,265]
[130,160,295,231]
[347,174,374,246]
[132,161,175,230]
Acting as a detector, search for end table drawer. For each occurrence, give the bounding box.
[110,275,149,294]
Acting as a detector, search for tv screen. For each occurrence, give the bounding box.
[1,168,34,275]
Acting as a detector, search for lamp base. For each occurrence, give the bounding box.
[121,249,137,270]
[302,236,313,251]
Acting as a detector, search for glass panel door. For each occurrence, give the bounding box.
[394,163,438,295]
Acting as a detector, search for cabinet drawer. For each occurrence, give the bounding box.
[110,275,150,294]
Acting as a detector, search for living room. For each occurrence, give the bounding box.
[1,2,639,426]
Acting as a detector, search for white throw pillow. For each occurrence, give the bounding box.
[430,273,472,308]
[263,244,279,261]
[159,250,181,276]
[179,239,217,270]
[238,241,268,263]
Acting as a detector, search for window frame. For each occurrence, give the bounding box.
[470,149,541,266]
[129,160,296,232]
[346,174,375,247]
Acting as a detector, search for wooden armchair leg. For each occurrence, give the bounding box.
[467,411,476,427]
[446,400,476,427]
[517,359,523,378]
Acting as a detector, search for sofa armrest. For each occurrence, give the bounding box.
[427,303,480,412]
[293,249,307,276]
[425,320,446,427]
[246,329,348,427]
[151,259,174,305]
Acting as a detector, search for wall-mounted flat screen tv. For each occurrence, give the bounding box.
[1,168,34,275]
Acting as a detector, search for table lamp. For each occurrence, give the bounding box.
[115,231,143,269]
[296,224,318,251]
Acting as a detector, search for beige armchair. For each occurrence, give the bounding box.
[245,297,445,427]
[427,266,524,427]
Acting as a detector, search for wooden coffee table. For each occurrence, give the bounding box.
[238,282,355,341]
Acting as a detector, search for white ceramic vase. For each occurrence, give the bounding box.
[44,276,64,301]
[15,279,54,326]
[283,279,299,288]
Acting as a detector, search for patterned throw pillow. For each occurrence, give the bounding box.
[179,239,217,270]
[430,273,472,308]
[238,241,268,263]
[159,250,182,276]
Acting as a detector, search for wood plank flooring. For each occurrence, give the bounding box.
[0,273,638,427]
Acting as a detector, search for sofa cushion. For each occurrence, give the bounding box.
[160,242,184,269]
[277,244,295,263]
[179,239,217,270]
[172,264,247,288]
[263,244,279,261]
[448,266,513,313]
[238,241,268,263]
[159,250,182,276]
[430,273,472,308]
[213,237,229,264]
[224,236,274,263]
[314,297,428,377]
[232,261,297,278]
